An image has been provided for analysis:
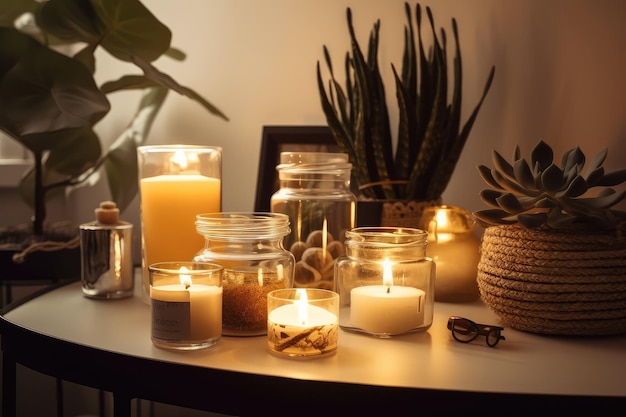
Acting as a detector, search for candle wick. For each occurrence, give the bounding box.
[185,282,190,289]
[387,286,390,294]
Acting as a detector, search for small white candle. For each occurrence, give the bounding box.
[267,289,338,356]
[350,258,424,334]
[151,267,222,341]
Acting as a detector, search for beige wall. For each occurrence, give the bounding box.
[2,0,626,225]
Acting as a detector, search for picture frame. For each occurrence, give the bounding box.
[254,125,339,212]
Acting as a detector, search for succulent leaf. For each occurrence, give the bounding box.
[477,165,503,190]
[495,193,525,214]
[555,175,588,198]
[531,140,554,173]
[492,150,515,181]
[597,169,626,187]
[513,158,536,190]
[584,166,605,187]
[586,148,608,174]
[473,209,517,225]
[540,164,564,193]
[479,189,504,208]
[474,140,626,230]
[518,213,548,229]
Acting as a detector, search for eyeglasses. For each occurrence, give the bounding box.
[447,316,505,347]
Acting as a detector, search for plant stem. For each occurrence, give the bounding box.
[32,150,45,236]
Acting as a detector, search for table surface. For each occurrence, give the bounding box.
[2,275,626,415]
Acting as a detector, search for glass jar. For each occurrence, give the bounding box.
[271,152,356,291]
[137,145,222,304]
[335,227,435,337]
[417,205,481,302]
[193,212,294,336]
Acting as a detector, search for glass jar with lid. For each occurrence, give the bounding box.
[335,227,435,337]
[193,212,294,336]
[271,152,356,291]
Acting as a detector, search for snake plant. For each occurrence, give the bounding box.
[474,140,626,230]
[317,2,495,201]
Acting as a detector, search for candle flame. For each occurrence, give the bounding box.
[382,258,394,289]
[429,209,453,243]
[171,150,189,171]
[258,268,264,286]
[179,266,192,289]
[321,218,328,263]
[296,288,308,326]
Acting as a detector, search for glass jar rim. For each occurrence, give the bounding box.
[195,212,290,238]
[276,151,352,172]
[345,227,427,245]
[138,144,223,153]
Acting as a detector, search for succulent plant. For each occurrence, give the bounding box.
[473,140,626,230]
[317,2,495,201]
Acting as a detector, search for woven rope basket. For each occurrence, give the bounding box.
[477,223,626,336]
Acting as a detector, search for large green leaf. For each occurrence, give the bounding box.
[0,0,40,28]
[0,28,110,151]
[104,87,169,212]
[39,0,171,63]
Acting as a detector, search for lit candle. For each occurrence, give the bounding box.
[426,206,481,302]
[267,289,338,357]
[150,267,222,342]
[350,258,425,335]
[141,174,220,270]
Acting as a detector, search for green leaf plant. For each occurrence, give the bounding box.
[317,2,495,201]
[0,0,228,237]
[473,140,626,230]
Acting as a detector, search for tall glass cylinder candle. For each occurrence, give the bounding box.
[267,288,339,358]
[194,212,294,336]
[149,261,223,350]
[138,145,222,303]
[335,227,435,337]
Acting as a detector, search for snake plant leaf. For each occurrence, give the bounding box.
[531,140,554,173]
[540,164,565,193]
[318,2,493,201]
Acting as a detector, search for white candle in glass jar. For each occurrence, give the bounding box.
[350,258,424,334]
[150,268,222,340]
